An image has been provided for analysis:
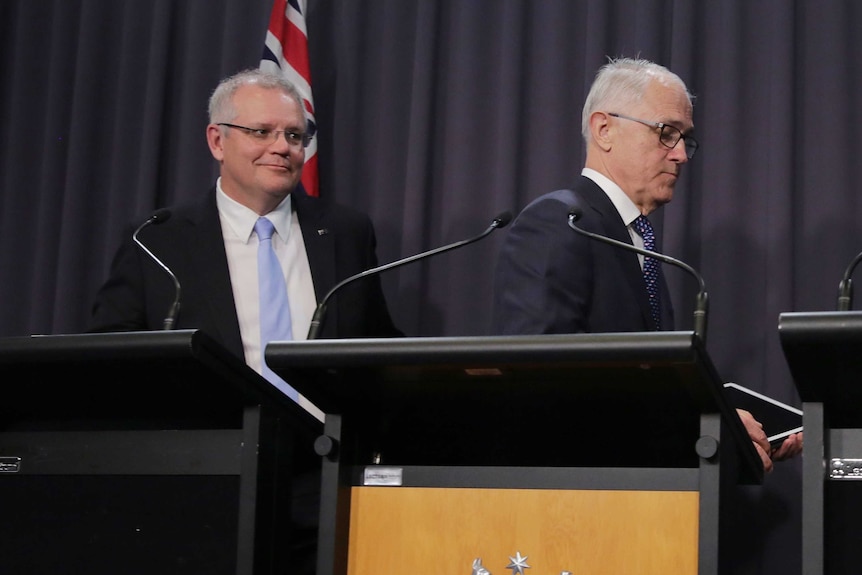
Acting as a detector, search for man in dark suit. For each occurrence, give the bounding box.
[492,57,801,469]
[89,69,401,402]
[88,69,401,574]
[88,183,400,347]
[492,186,675,334]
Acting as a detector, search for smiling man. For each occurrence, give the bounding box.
[88,70,403,573]
[491,57,801,471]
[89,68,402,394]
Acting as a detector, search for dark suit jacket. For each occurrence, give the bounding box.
[492,176,674,334]
[89,186,402,359]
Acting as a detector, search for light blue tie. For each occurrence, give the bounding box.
[255,217,299,400]
[632,215,661,330]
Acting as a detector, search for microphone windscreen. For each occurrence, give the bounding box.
[568,206,584,221]
[152,208,172,224]
[494,211,513,228]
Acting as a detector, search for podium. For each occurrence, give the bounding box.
[779,311,862,575]
[267,331,762,575]
[0,329,322,575]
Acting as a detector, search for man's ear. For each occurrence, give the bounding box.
[206,123,225,161]
[589,111,613,152]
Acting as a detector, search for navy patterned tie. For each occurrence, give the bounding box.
[632,215,661,330]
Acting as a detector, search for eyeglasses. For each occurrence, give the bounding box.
[217,122,313,148]
[608,112,699,159]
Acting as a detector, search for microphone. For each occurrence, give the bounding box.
[306,211,513,339]
[837,250,862,310]
[567,206,709,343]
[132,208,181,330]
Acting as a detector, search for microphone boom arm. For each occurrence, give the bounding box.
[306,212,512,340]
[567,209,709,344]
[837,250,862,311]
[133,209,181,330]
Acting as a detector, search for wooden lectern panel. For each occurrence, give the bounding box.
[266,334,750,575]
[347,487,698,574]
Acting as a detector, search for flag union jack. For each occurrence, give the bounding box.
[261,0,319,196]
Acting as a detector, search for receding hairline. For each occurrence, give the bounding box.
[581,57,694,142]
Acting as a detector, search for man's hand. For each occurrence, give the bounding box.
[772,432,803,461]
[736,408,774,473]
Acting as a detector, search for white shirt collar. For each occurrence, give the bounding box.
[581,168,642,227]
[215,177,293,244]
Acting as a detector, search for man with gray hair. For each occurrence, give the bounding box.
[88,69,403,573]
[90,68,401,392]
[491,57,801,469]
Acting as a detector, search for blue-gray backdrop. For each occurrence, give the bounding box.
[5,2,861,573]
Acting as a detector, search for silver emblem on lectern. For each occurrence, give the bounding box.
[471,552,570,575]
[0,457,21,473]
[830,458,862,479]
[507,551,530,575]
[472,558,490,575]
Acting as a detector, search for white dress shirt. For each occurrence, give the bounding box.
[216,178,323,420]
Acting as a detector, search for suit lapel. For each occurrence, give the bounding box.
[186,192,246,357]
[294,192,338,331]
[579,179,658,330]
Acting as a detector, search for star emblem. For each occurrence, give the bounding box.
[507,551,530,575]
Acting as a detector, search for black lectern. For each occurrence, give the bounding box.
[779,311,862,575]
[268,331,762,575]
[0,329,322,575]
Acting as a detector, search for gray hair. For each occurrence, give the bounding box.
[581,57,694,142]
[208,68,306,125]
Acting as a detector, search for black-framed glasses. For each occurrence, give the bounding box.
[217,122,313,148]
[608,112,699,159]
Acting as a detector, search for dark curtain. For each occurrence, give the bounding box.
[7,0,862,573]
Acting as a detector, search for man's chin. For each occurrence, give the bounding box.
[655,188,674,206]
[261,175,301,194]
